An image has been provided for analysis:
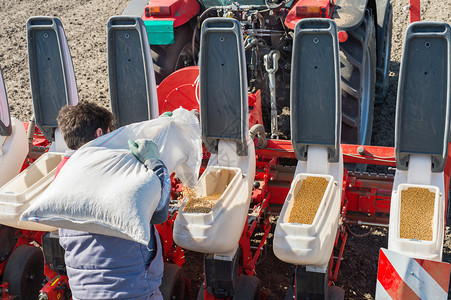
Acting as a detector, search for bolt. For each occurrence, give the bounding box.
[410,271,414,275]
[357,146,365,155]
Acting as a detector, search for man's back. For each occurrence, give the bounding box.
[59,227,163,300]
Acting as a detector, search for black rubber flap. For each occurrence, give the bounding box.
[27,17,78,141]
[107,16,158,127]
[290,19,341,163]
[395,22,451,172]
[0,66,12,136]
[199,18,248,156]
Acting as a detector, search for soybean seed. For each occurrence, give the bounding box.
[182,188,223,213]
[400,187,435,241]
[288,176,328,225]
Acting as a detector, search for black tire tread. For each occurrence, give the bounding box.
[150,24,195,84]
[375,3,393,104]
[339,9,377,145]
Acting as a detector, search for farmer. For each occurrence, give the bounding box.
[55,100,169,300]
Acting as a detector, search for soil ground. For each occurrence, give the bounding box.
[1,0,451,299]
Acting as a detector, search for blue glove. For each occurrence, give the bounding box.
[128,139,160,164]
[161,111,173,117]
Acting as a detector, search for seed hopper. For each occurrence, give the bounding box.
[0,1,449,300]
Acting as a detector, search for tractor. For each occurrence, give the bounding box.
[123,0,393,147]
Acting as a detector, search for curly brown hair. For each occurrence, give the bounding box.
[57,101,115,150]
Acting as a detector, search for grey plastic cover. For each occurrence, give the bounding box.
[0,66,11,136]
[290,19,341,163]
[27,17,78,141]
[395,22,451,173]
[107,16,159,127]
[199,18,248,156]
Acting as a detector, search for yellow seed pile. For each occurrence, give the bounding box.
[400,187,435,241]
[288,176,329,225]
[182,187,222,213]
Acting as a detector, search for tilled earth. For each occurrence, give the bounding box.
[1,0,451,299]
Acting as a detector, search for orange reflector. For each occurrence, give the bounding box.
[296,6,322,18]
[338,30,348,43]
[149,6,172,17]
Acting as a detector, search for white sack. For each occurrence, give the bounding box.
[87,107,202,187]
[21,108,202,244]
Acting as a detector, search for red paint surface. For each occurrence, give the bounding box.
[409,0,421,22]
[157,66,200,113]
[413,258,451,293]
[142,0,200,27]
[377,249,420,300]
[285,0,333,30]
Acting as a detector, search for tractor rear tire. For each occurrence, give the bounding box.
[151,24,197,84]
[160,263,186,300]
[340,9,377,146]
[3,245,45,300]
[375,2,393,104]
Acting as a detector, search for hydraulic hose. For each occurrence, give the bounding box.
[249,124,267,149]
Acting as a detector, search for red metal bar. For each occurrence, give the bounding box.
[409,0,421,23]
[240,221,252,276]
[341,144,396,166]
[40,264,70,299]
[250,217,271,272]
[257,141,397,166]
[240,168,271,275]
[1,282,14,299]
[256,139,296,159]
[331,230,348,282]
